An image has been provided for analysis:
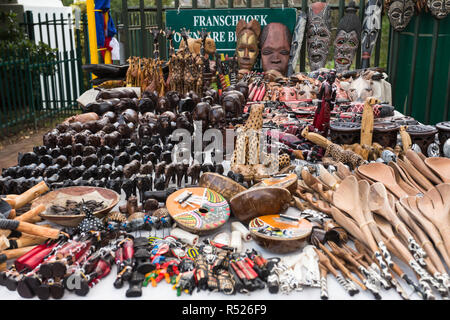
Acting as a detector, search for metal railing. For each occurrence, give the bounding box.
[116,0,388,70]
[0,11,90,136]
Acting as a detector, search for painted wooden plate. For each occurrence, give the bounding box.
[166,187,230,235]
[249,214,312,253]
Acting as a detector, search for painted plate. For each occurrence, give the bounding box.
[166,187,230,235]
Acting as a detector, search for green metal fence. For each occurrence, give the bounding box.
[116,0,387,70]
[0,11,90,137]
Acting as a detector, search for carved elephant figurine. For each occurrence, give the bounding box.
[209,105,226,130]
[187,162,201,185]
[166,91,181,112]
[164,162,177,188]
[175,159,189,187]
[156,96,171,114]
[192,102,211,132]
[221,91,244,120]
[155,161,167,179]
[176,111,194,134]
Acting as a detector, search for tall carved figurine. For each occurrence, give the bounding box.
[334,1,361,73]
[306,2,332,71]
[386,0,415,31]
[235,19,261,73]
[361,0,382,69]
[312,70,337,135]
[260,23,292,76]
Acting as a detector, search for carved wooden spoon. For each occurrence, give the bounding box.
[417,184,450,257]
[333,176,392,280]
[424,157,450,183]
[358,163,408,198]
[374,215,437,300]
[405,150,443,185]
[358,180,394,268]
[388,161,421,196]
[396,202,450,292]
[396,158,429,193]
[368,182,427,263]
[400,196,450,269]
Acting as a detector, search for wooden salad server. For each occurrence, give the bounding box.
[388,161,421,196]
[416,184,450,258]
[358,162,408,198]
[317,164,339,190]
[424,157,450,183]
[400,196,450,269]
[358,180,394,269]
[374,215,440,299]
[368,182,427,263]
[396,158,430,193]
[332,176,392,280]
[405,150,443,185]
[395,202,450,291]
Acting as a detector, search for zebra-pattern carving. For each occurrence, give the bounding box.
[390,278,409,300]
[378,241,393,267]
[402,274,424,299]
[320,276,328,300]
[408,237,427,266]
[419,279,436,300]
[410,260,443,295]
[374,251,392,281]
[363,279,382,300]
[336,275,356,296]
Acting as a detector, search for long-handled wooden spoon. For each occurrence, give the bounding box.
[358,180,394,269]
[400,196,450,268]
[388,161,421,195]
[416,183,450,257]
[333,176,392,280]
[424,157,450,183]
[358,163,408,198]
[374,215,438,300]
[396,158,429,193]
[369,182,427,263]
[396,201,450,291]
[405,150,443,185]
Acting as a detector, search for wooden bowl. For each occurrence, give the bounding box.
[230,187,292,224]
[250,173,298,195]
[249,214,312,253]
[198,172,247,202]
[33,186,120,227]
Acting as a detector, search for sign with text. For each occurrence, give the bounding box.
[165,8,297,56]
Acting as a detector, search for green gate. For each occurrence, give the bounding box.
[389,13,450,124]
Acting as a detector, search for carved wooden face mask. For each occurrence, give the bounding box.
[361,0,382,68]
[387,0,415,31]
[279,87,298,102]
[427,0,450,19]
[260,23,291,76]
[333,3,361,73]
[235,19,261,72]
[307,2,332,71]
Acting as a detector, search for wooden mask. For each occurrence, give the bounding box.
[235,19,261,72]
[334,1,361,73]
[387,0,415,31]
[306,2,332,71]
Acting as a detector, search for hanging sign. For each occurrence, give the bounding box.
[165,8,297,55]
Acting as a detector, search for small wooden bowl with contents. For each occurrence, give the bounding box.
[33,186,120,227]
[249,214,312,253]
